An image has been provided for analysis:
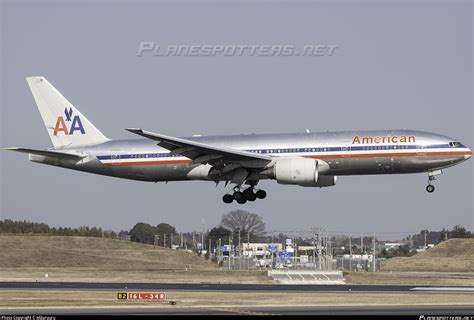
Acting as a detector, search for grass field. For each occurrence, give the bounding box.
[1,235,473,285]
[381,239,474,273]
[344,271,474,286]
[0,235,215,269]
[0,235,271,284]
[0,290,472,309]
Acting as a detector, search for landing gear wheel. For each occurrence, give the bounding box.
[243,188,257,201]
[426,185,435,193]
[223,194,234,203]
[233,191,243,201]
[255,190,267,199]
[236,198,247,204]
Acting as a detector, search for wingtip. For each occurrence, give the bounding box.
[125,128,143,133]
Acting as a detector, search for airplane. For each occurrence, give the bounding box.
[6,77,472,204]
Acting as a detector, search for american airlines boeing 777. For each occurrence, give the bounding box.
[7,77,472,204]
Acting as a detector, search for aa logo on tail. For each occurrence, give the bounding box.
[53,107,85,136]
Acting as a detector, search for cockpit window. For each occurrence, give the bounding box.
[449,142,461,147]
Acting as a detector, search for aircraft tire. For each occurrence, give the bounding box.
[233,191,243,201]
[236,198,247,204]
[426,185,435,193]
[223,194,234,203]
[243,188,256,201]
[255,190,267,199]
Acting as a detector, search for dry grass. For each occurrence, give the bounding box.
[0,235,215,269]
[0,267,272,284]
[344,272,474,286]
[0,290,472,308]
[381,239,474,272]
[0,235,271,284]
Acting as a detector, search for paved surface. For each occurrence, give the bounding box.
[1,305,473,315]
[0,282,473,293]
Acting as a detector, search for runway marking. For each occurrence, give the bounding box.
[206,307,277,316]
[410,287,474,292]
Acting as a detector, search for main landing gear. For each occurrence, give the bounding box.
[222,186,267,204]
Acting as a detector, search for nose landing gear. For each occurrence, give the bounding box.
[426,170,442,193]
[426,184,435,193]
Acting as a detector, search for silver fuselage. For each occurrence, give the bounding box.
[30,129,472,184]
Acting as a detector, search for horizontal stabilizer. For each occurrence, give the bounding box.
[5,147,86,160]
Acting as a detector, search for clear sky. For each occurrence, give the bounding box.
[1,0,472,240]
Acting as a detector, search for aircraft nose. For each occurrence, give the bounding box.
[466,148,472,160]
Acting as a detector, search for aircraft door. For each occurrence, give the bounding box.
[417,145,427,156]
[341,146,351,158]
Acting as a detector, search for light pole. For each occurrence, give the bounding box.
[201,218,206,252]
[349,234,352,272]
[238,229,241,257]
[373,232,376,272]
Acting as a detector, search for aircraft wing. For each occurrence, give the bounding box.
[126,128,272,168]
[5,147,86,160]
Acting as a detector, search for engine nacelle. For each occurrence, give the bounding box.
[313,175,337,188]
[264,158,337,188]
[274,158,319,186]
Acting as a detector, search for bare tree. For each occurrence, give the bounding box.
[220,210,266,241]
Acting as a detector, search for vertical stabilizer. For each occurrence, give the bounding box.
[26,76,109,148]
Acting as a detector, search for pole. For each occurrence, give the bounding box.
[218,238,222,264]
[361,233,364,255]
[349,234,352,272]
[163,234,166,247]
[325,233,329,270]
[201,218,206,251]
[229,236,232,270]
[312,229,316,269]
[373,232,376,272]
[318,229,322,271]
[238,229,241,257]
[170,233,173,249]
[295,236,298,265]
[424,230,427,248]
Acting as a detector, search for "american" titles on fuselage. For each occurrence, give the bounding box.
[352,135,416,145]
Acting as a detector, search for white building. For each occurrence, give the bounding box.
[242,243,283,258]
[384,242,404,250]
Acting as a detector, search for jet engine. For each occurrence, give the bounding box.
[274,158,318,186]
[263,158,336,188]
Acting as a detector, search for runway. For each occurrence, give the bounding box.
[1,282,472,315]
[0,282,473,293]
